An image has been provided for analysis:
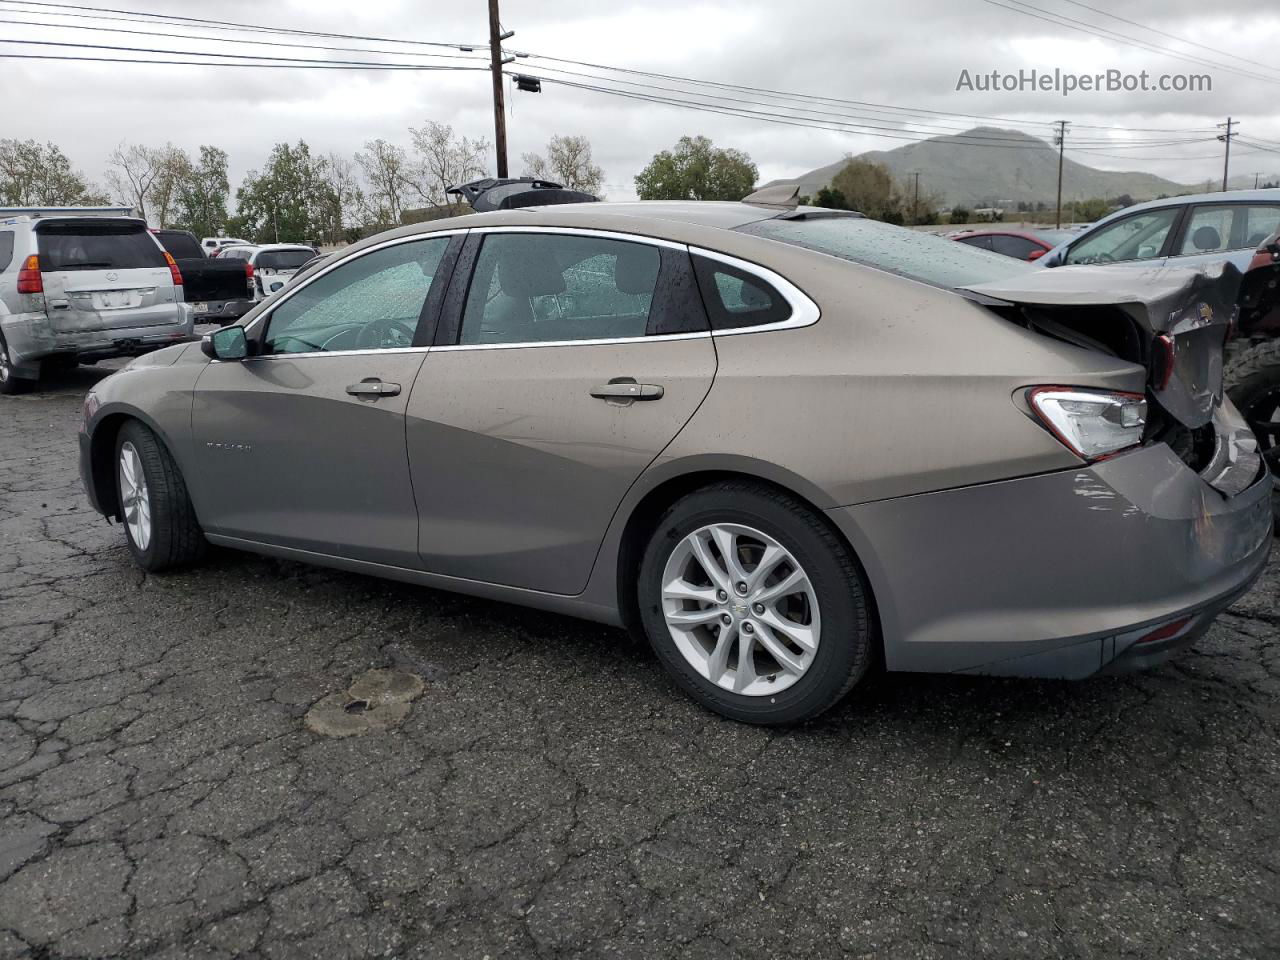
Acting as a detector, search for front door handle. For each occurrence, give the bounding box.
[346,378,401,398]
[590,379,664,401]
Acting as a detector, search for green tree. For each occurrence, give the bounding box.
[0,139,108,206]
[522,134,604,195]
[634,135,757,201]
[949,207,971,224]
[173,145,230,238]
[829,158,903,223]
[236,141,331,243]
[813,187,849,209]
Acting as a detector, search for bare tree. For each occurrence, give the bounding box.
[355,138,412,225]
[105,143,163,223]
[320,151,364,244]
[521,134,604,195]
[408,120,489,208]
[149,144,191,228]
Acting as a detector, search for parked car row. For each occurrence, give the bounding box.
[77,182,1277,724]
[0,209,322,394]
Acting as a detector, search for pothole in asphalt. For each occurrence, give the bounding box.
[305,668,425,738]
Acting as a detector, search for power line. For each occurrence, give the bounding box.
[981,0,1280,87]
[1052,0,1280,78]
[511,73,1218,155]
[508,60,1209,146]
[0,35,488,67]
[0,51,487,70]
[516,50,1219,135]
[0,0,486,50]
[0,14,490,62]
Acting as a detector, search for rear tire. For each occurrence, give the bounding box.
[637,481,876,725]
[0,334,33,395]
[1225,338,1280,531]
[115,420,207,571]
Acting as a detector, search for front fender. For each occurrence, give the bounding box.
[83,354,206,518]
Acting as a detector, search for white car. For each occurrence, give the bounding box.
[213,244,319,301]
[201,236,251,255]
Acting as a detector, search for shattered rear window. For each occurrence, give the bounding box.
[738,216,1036,290]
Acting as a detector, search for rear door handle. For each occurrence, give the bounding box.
[346,378,401,397]
[590,380,664,401]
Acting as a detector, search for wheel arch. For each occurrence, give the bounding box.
[87,405,182,521]
[610,458,883,652]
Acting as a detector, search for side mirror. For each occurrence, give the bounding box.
[201,325,248,361]
[1027,249,1046,262]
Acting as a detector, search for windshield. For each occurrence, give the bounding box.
[36,220,167,272]
[257,249,316,271]
[738,216,1035,289]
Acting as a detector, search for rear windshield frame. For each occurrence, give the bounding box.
[35,219,167,272]
[256,249,317,271]
[737,214,1037,291]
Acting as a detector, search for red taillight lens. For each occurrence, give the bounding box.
[244,262,254,279]
[17,254,42,294]
[1134,616,1193,646]
[163,251,183,286]
[1153,334,1175,390]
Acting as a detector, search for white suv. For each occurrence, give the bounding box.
[0,211,192,394]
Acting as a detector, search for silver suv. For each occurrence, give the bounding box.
[0,208,193,394]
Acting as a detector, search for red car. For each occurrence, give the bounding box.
[951,228,1075,262]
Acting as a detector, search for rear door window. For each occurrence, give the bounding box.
[36,221,167,271]
[1178,204,1280,255]
[459,233,660,345]
[0,231,13,272]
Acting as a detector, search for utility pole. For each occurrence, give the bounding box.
[487,0,514,178]
[910,171,921,224]
[1218,117,1237,192]
[1053,120,1069,229]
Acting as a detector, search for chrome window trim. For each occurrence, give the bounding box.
[235,224,818,359]
[466,224,686,252]
[688,245,821,336]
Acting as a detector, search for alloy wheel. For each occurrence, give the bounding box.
[118,441,152,552]
[660,522,821,696]
[0,340,10,383]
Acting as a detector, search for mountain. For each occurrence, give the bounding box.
[763,126,1189,208]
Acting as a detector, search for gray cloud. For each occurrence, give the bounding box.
[4,0,1279,201]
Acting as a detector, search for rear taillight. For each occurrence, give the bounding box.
[17,254,42,294]
[1153,334,1176,390]
[244,261,254,280]
[163,251,183,286]
[1026,387,1147,462]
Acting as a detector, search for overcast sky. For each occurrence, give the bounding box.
[5,0,1280,201]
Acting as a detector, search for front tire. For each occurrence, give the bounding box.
[1225,338,1280,530]
[637,481,876,725]
[115,421,207,571]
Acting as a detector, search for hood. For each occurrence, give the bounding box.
[964,261,1243,430]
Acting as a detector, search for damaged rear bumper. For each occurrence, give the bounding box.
[828,438,1274,679]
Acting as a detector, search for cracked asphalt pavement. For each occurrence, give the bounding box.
[2,357,1279,959]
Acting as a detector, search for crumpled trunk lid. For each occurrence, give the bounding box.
[963,262,1262,496]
